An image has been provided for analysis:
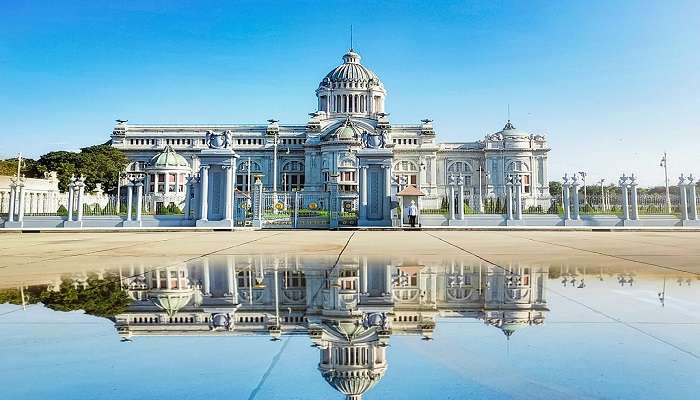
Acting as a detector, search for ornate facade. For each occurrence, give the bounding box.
[110,48,551,214]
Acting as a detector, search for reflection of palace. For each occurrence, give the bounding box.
[115,257,548,399]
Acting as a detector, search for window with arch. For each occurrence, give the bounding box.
[281,160,305,191]
[393,160,419,186]
[447,161,473,187]
[506,160,531,193]
[236,160,262,191]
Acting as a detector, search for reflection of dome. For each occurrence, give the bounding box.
[148,145,190,169]
[212,313,229,327]
[323,369,385,400]
[321,50,383,88]
[500,322,527,338]
[150,289,193,316]
[315,318,388,400]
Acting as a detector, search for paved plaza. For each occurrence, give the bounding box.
[1,230,699,287]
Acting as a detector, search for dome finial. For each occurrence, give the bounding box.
[350,24,353,52]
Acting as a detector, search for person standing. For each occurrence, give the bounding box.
[407,200,418,228]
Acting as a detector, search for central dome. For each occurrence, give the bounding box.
[316,49,387,116]
[321,50,382,87]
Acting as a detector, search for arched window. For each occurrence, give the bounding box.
[393,160,419,186]
[281,161,305,191]
[506,160,531,193]
[447,161,474,187]
[236,160,262,191]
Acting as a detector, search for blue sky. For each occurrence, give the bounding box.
[1,1,699,185]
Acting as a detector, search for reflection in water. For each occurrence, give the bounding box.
[113,257,549,399]
[2,257,699,399]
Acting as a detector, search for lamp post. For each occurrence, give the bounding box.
[247,156,252,194]
[476,165,484,213]
[578,171,587,204]
[660,152,671,214]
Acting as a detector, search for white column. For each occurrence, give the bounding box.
[67,183,74,221]
[76,181,84,222]
[562,176,571,220]
[506,181,513,220]
[272,136,278,194]
[448,184,455,220]
[457,178,465,220]
[126,183,133,222]
[202,258,211,296]
[679,177,688,221]
[629,177,639,221]
[515,176,523,220]
[688,176,697,220]
[620,178,630,220]
[571,177,580,220]
[8,186,15,222]
[164,173,170,194]
[153,173,159,194]
[17,185,26,222]
[135,180,143,222]
[383,165,392,219]
[183,176,192,219]
[199,166,209,221]
[224,165,233,221]
[360,166,367,220]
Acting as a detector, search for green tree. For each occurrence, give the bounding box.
[549,181,562,197]
[35,144,128,193]
[39,272,131,318]
[36,151,81,191]
[0,158,42,178]
[77,144,129,193]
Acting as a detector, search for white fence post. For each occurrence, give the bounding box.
[562,174,571,220]
[688,174,698,221]
[571,174,580,220]
[620,175,630,221]
[629,174,639,221]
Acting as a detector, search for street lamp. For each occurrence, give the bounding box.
[476,164,487,213]
[660,152,671,214]
[578,171,587,204]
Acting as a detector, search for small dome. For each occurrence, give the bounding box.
[322,370,384,400]
[212,313,229,327]
[498,120,528,138]
[148,145,190,169]
[320,50,383,88]
[150,290,193,316]
[332,118,361,141]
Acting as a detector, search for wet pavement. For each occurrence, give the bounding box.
[1,232,699,399]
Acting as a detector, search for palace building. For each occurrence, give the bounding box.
[110,48,551,224]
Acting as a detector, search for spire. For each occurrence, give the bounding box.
[350,24,354,51]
